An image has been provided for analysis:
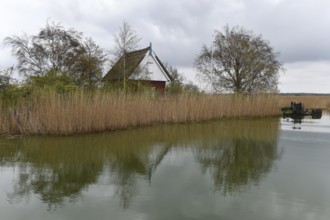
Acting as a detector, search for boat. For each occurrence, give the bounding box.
[281,102,322,119]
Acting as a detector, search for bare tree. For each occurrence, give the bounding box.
[4,22,83,77]
[110,21,141,91]
[195,25,284,94]
[111,21,141,61]
[4,21,107,88]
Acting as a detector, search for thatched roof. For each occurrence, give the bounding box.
[103,46,173,82]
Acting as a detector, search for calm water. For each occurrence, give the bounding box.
[1,114,330,220]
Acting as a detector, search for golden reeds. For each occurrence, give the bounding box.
[0,92,281,136]
[0,91,328,136]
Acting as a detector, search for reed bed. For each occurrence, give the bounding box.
[1,92,328,136]
[0,92,281,136]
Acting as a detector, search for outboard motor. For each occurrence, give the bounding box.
[311,109,322,119]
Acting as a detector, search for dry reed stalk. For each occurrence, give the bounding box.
[0,101,7,134]
[326,102,330,111]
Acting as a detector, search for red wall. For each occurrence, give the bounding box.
[136,80,166,91]
[148,81,166,90]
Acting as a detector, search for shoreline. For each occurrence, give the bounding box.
[0,114,282,139]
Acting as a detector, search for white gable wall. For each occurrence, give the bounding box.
[129,51,170,83]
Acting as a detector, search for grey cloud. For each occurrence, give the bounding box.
[2,0,330,65]
[1,0,330,92]
[240,0,330,62]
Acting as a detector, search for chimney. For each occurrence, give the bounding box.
[149,42,152,56]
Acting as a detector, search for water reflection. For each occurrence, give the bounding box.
[0,118,281,210]
[282,112,326,131]
[3,138,104,209]
[194,120,281,194]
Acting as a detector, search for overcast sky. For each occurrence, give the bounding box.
[1,0,330,93]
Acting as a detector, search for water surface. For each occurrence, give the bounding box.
[1,115,329,220]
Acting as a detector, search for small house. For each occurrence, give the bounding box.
[103,43,173,91]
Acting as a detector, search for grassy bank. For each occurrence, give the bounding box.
[1,92,329,136]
